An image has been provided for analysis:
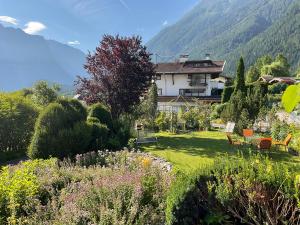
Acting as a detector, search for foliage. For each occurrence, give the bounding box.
[28,99,91,159]
[0,153,171,225]
[166,154,300,225]
[155,112,170,131]
[268,82,288,94]
[144,83,158,129]
[87,117,109,150]
[31,81,60,106]
[77,35,154,118]
[221,86,234,103]
[0,93,38,157]
[0,159,57,224]
[234,57,246,94]
[271,119,292,141]
[221,58,269,134]
[261,53,291,77]
[246,65,260,83]
[88,103,113,129]
[282,83,300,112]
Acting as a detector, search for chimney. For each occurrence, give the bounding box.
[179,54,189,63]
[205,53,211,60]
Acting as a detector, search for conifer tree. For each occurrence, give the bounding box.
[234,57,246,94]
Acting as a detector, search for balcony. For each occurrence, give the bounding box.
[188,74,207,87]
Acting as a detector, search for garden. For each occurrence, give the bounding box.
[1,35,300,224]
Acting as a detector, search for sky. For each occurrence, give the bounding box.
[0,0,199,52]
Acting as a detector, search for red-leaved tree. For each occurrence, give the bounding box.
[76,35,154,118]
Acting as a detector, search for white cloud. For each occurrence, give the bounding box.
[162,20,168,26]
[68,40,80,45]
[0,16,18,25]
[23,21,46,35]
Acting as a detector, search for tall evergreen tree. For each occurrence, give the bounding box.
[146,82,158,128]
[234,57,246,94]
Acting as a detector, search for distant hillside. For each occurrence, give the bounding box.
[0,24,86,91]
[147,0,300,75]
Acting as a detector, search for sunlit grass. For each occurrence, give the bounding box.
[142,131,300,172]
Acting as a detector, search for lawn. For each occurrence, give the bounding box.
[142,131,300,172]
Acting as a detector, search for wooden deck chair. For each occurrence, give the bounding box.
[257,138,272,150]
[273,134,292,151]
[226,133,242,146]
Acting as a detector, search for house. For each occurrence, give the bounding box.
[258,75,297,85]
[154,55,227,112]
[269,77,296,85]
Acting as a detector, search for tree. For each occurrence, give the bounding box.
[0,93,38,154]
[31,81,60,106]
[261,54,290,77]
[76,35,154,118]
[145,82,158,128]
[246,65,260,83]
[233,57,246,94]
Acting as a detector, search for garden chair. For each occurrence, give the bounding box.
[273,134,292,151]
[226,133,242,146]
[243,129,254,143]
[257,138,272,150]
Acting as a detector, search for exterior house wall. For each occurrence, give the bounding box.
[156,74,212,96]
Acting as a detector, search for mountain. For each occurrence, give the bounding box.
[0,24,86,91]
[147,0,300,75]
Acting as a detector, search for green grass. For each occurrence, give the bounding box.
[142,131,300,172]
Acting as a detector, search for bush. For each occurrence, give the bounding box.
[271,119,292,141]
[28,99,91,159]
[88,103,113,129]
[268,82,288,94]
[166,154,300,225]
[0,93,38,158]
[0,159,58,224]
[87,117,109,150]
[155,112,170,131]
[0,153,171,225]
[221,86,234,103]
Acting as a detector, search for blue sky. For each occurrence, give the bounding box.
[0,0,199,52]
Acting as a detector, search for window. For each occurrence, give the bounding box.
[189,74,207,86]
[157,89,162,96]
[179,89,206,97]
[156,74,161,80]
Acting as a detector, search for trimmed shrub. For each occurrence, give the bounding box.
[0,93,38,158]
[87,117,109,150]
[28,99,91,159]
[88,103,113,129]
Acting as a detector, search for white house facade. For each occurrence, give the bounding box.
[154,56,227,112]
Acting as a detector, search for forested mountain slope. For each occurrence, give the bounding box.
[147,0,300,74]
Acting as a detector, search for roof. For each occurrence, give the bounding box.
[156,60,225,75]
[259,75,274,82]
[269,77,296,84]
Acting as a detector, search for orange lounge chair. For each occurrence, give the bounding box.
[257,138,272,150]
[226,133,242,146]
[273,134,292,151]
